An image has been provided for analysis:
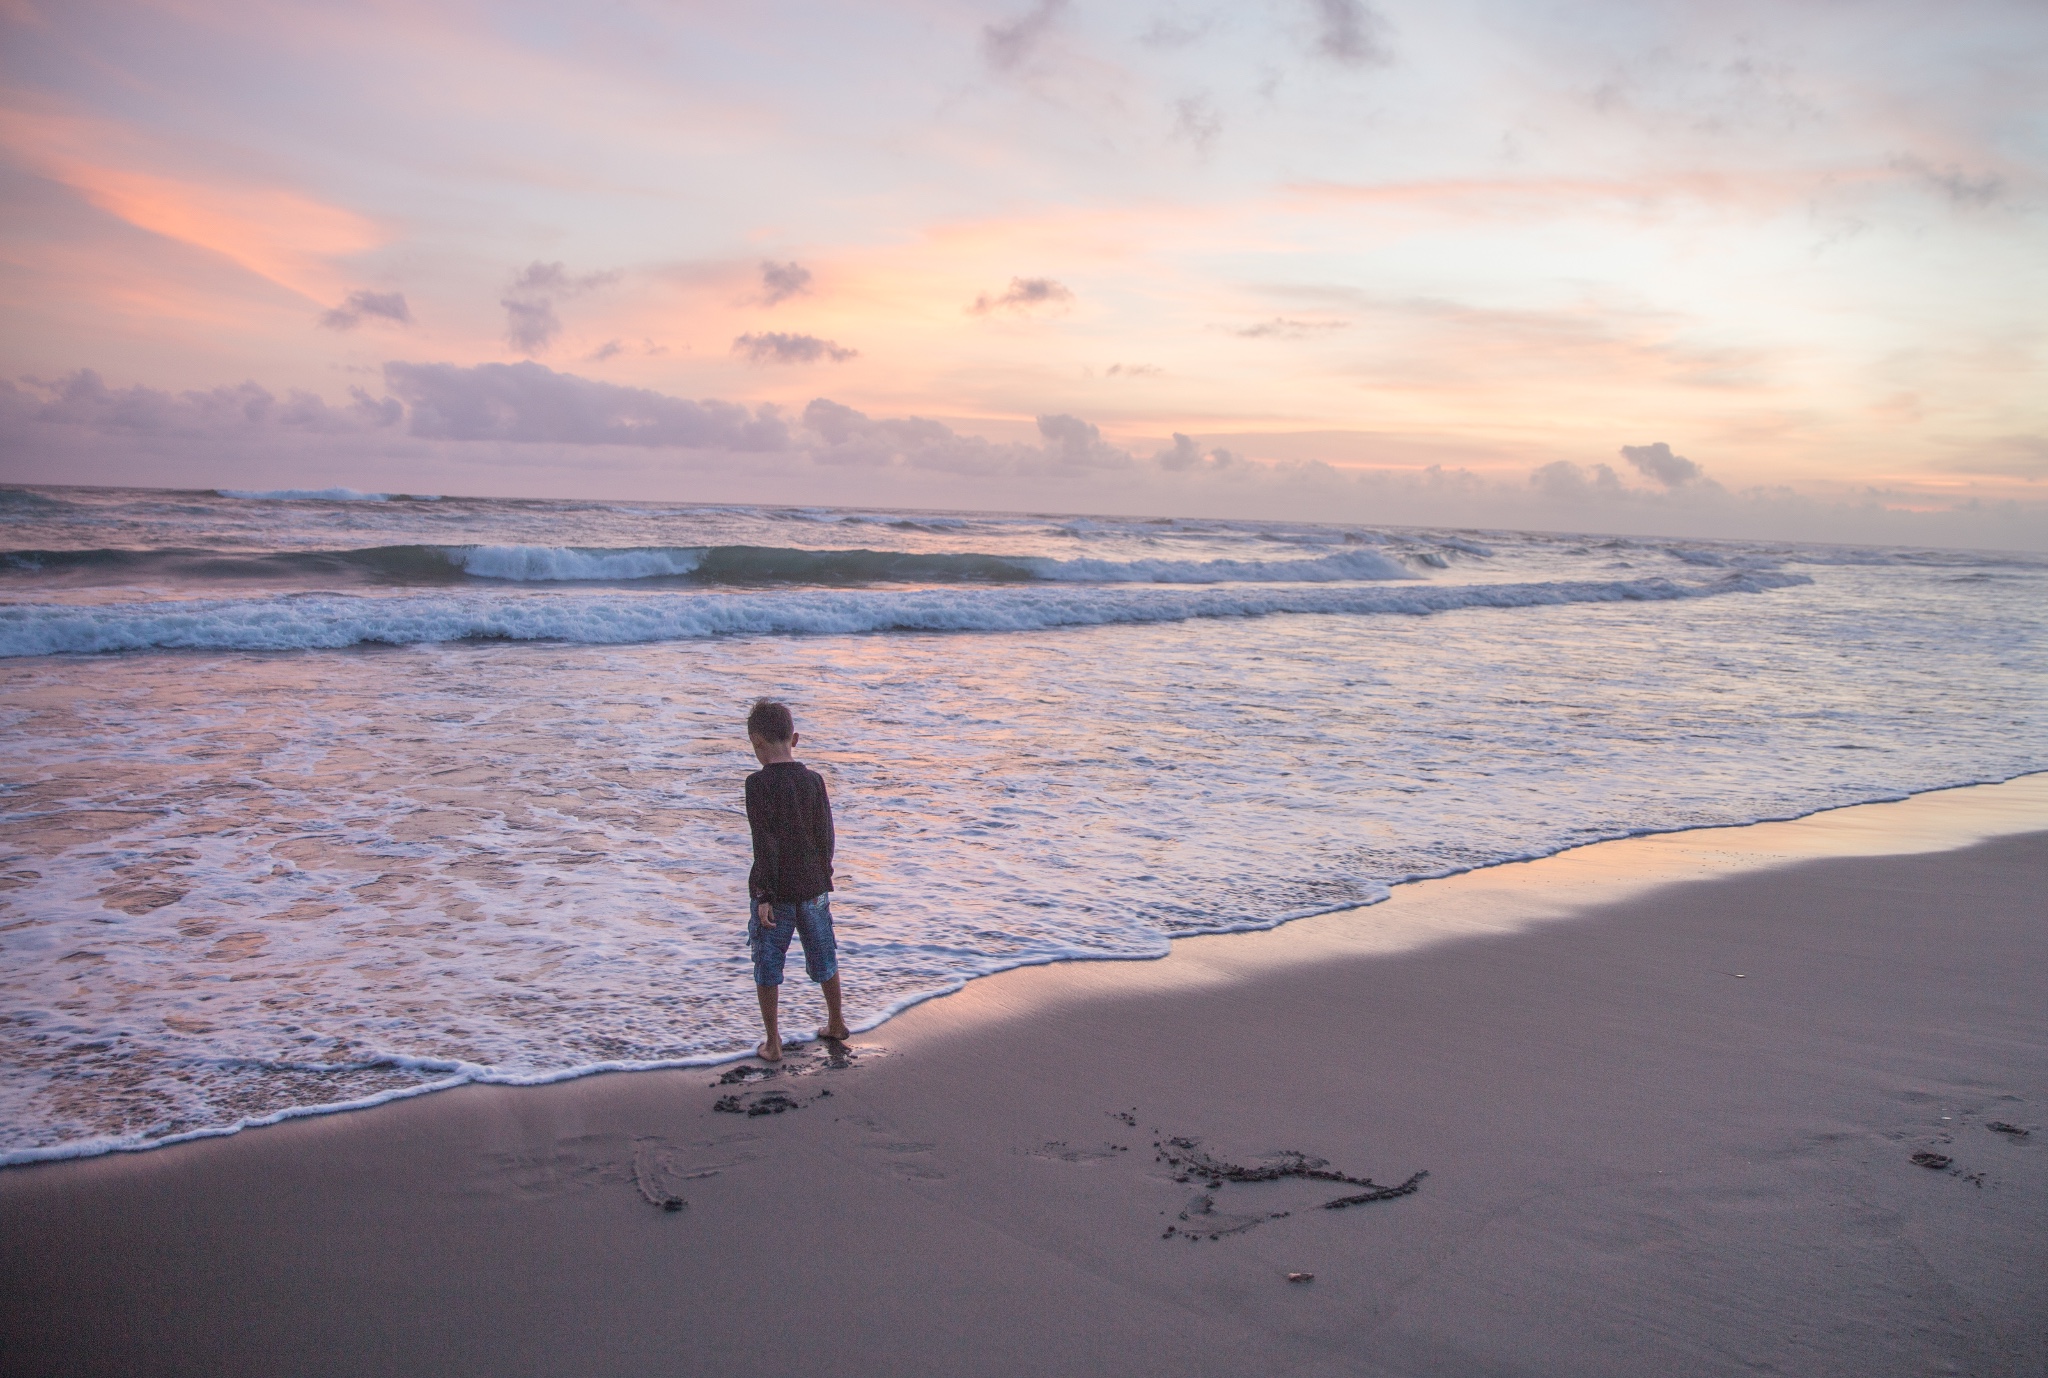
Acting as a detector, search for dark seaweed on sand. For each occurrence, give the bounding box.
[1155,1137,1428,1210]
[714,1089,806,1116]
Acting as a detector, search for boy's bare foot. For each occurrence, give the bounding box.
[819,1022,851,1041]
[755,1039,782,1062]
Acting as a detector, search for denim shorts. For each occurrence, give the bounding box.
[747,894,838,987]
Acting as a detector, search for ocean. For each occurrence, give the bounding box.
[2,483,2043,1165]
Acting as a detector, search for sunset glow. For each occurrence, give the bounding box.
[2,0,2043,543]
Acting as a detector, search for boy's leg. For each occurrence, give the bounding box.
[793,896,849,1040]
[754,983,781,1061]
[749,900,797,1061]
[818,976,849,1041]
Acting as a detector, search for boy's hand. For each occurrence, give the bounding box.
[757,901,774,925]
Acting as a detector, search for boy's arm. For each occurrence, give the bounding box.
[744,774,778,914]
[817,776,835,881]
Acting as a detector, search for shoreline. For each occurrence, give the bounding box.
[8,769,2046,1170]
[3,780,2045,1374]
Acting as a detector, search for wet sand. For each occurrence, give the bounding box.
[3,781,2045,1377]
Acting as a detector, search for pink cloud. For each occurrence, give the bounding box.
[0,109,385,302]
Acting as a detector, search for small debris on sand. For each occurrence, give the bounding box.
[1287,1272,1314,1284]
[1910,1151,1952,1170]
[1028,1140,1127,1164]
[715,1064,778,1087]
[1323,1174,1429,1209]
[710,1043,878,1088]
[714,1089,806,1117]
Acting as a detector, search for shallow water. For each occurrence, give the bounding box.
[3,485,2044,1162]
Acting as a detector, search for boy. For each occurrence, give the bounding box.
[743,698,849,1061]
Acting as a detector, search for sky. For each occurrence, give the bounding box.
[1,0,2044,545]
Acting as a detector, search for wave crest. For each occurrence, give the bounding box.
[0,572,1812,657]
[2,543,1420,588]
[215,487,397,502]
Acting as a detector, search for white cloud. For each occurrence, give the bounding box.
[319,290,411,331]
[501,298,561,354]
[1306,0,1391,67]
[500,262,620,355]
[982,0,1069,74]
[1619,441,1704,488]
[759,261,813,305]
[969,277,1075,316]
[732,333,858,365]
[1229,317,1348,339]
[1153,432,1242,473]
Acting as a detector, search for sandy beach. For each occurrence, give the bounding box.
[4,779,2044,1377]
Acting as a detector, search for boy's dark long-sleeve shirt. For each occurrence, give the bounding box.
[744,761,835,903]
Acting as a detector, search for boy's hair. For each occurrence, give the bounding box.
[747,698,795,743]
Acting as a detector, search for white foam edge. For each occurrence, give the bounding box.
[5,766,2042,1171]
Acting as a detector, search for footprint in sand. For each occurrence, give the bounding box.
[1165,1193,1268,1241]
[873,1140,946,1179]
[482,1133,759,1207]
[480,1133,630,1200]
[1025,1140,1132,1164]
[842,1135,946,1180]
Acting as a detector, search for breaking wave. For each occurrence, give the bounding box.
[0,543,1418,588]
[215,487,408,502]
[0,571,1811,657]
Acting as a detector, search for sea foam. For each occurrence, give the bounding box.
[5,485,2040,1168]
[452,545,708,581]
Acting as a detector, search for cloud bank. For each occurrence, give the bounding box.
[3,363,2042,552]
[3,0,2040,538]
[13,368,400,435]
[383,362,786,449]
